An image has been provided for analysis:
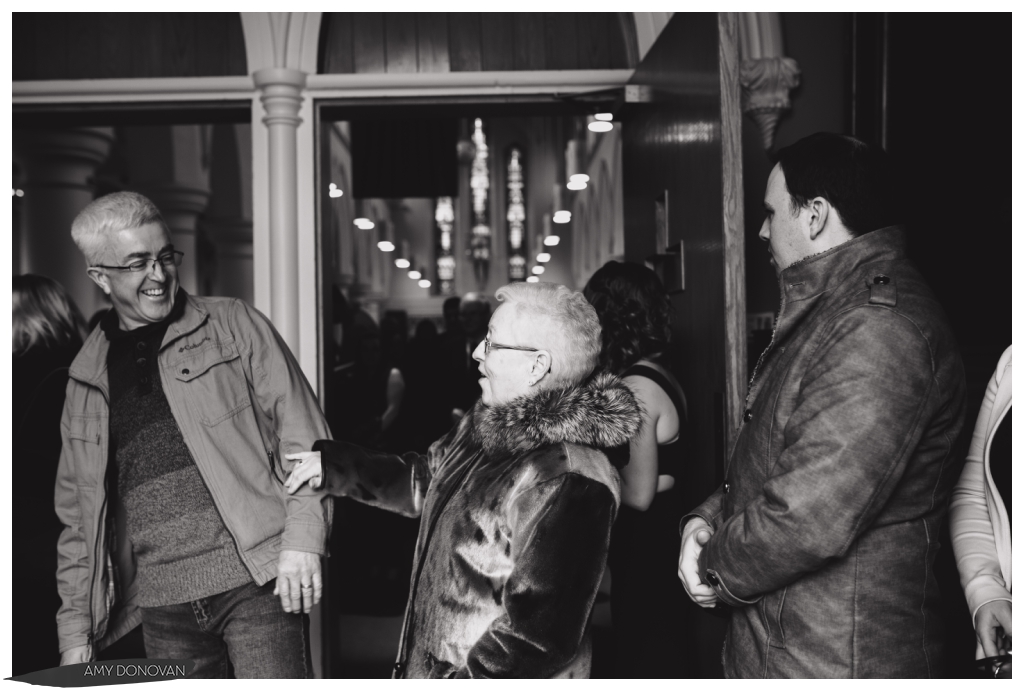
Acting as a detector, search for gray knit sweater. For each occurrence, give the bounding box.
[103,299,252,607]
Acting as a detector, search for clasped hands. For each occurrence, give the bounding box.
[678,517,718,609]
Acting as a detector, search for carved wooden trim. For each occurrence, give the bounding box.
[719,12,747,460]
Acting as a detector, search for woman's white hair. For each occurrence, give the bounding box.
[494,282,602,387]
[71,191,166,265]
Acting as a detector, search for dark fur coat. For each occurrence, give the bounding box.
[314,372,641,678]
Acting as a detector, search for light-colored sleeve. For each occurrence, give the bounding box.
[950,346,1012,624]
[53,391,94,655]
[233,299,334,556]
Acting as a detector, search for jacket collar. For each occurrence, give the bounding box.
[69,291,209,391]
[470,371,642,457]
[777,225,906,305]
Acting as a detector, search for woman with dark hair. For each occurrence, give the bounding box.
[583,260,693,679]
[12,274,86,675]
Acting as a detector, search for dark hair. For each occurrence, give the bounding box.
[773,132,898,237]
[13,274,86,356]
[583,261,672,375]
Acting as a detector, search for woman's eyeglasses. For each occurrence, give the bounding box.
[483,336,539,356]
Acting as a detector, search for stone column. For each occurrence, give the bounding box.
[253,67,305,352]
[144,184,211,295]
[13,127,114,319]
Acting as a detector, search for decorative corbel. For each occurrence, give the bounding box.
[738,13,801,150]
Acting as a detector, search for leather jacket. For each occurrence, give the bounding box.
[691,226,966,677]
[54,293,332,655]
[314,372,641,678]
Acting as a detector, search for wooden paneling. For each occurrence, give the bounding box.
[481,13,516,71]
[620,12,730,678]
[544,13,578,70]
[319,12,635,74]
[65,14,97,80]
[448,13,482,71]
[416,13,450,73]
[33,13,66,79]
[321,12,354,74]
[353,13,386,74]
[13,13,248,80]
[163,13,197,77]
[512,13,546,71]
[385,13,418,73]
[577,13,610,70]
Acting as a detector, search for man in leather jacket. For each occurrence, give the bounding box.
[678,133,966,677]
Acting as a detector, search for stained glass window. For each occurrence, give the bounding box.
[506,146,527,281]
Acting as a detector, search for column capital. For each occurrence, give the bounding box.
[13,127,115,189]
[254,67,306,129]
[740,56,801,150]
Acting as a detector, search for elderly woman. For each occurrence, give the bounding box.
[286,282,640,678]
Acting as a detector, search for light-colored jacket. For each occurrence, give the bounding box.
[54,293,332,656]
[949,345,1012,656]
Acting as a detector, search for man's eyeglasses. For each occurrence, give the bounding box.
[92,251,184,273]
[483,336,539,356]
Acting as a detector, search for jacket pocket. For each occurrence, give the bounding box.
[761,586,788,649]
[171,343,252,426]
[68,415,102,445]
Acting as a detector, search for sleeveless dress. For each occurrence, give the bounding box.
[607,363,696,678]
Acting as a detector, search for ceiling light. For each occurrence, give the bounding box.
[408,270,422,280]
[532,265,545,275]
[329,187,343,198]
[537,253,551,263]
[588,121,613,133]
[377,241,395,252]
[395,258,410,269]
[553,213,571,224]
[354,218,374,230]
[594,113,613,121]
[418,279,431,288]
[13,189,24,197]
[526,276,540,283]
[544,235,561,246]
[569,174,590,183]
[566,180,587,191]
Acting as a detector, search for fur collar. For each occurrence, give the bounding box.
[470,371,642,457]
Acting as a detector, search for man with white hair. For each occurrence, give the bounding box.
[285,282,642,678]
[54,191,332,677]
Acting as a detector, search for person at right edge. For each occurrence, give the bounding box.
[678,132,967,678]
[950,346,1012,666]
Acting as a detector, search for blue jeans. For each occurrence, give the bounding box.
[140,581,309,678]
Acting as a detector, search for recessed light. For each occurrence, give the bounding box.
[588,121,613,133]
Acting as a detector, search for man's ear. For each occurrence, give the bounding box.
[806,197,830,240]
[86,267,112,295]
[529,351,553,386]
